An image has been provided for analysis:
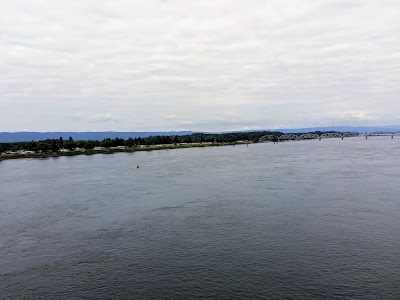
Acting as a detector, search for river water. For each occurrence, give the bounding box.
[1,137,400,299]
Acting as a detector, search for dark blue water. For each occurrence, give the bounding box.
[1,137,400,299]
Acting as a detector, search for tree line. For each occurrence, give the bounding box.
[0,131,282,153]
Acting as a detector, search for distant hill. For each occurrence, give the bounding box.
[212,125,400,135]
[0,131,192,143]
[274,126,400,134]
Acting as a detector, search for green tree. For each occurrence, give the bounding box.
[64,141,76,150]
[76,140,86,148]
[183,136,192,143]
[84,141,94,150]
[36,142,51,152]
[26,141,37,151]
[125,138,135,147]
[51,141,59,152]
[100,140,114,148]
[114,137,125,146]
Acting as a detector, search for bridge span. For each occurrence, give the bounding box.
[364,133,400,139]
[259,132,400,143]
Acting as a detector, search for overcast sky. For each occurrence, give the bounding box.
[1,0,399,132]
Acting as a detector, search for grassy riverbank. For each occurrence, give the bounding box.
[0,142,249,161]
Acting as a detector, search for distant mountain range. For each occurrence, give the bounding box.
[0,131,192,143]
[1,126,399,143]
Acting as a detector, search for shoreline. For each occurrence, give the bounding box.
[0,142,249,162]
[0,136,366,162]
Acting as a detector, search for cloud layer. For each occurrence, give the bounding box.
[1,0,399,131]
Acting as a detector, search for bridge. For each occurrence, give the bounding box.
[260,132,400,142]
[364,132,399,139]
[260,132,360,142]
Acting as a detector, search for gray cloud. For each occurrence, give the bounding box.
[0,0,399,131]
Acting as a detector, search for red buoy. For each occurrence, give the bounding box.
[136,164,140,168]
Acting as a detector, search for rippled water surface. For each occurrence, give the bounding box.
[1,137,400,299]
